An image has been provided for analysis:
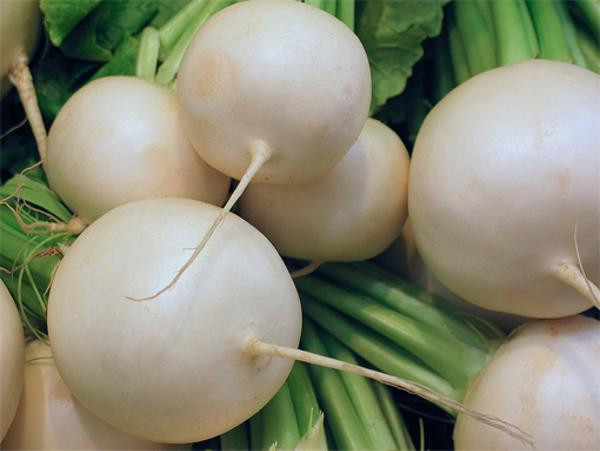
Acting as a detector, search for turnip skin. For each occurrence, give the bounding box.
[409,59,600,318]
[3,340,169,449]
[0,0,40,97]
[239,119,410,262]
[46,76,230,223]
[47,198,301,443]
[378,220,527,331]
[0,281,24,441]
[177,0,371,185]
[454,316,600,449]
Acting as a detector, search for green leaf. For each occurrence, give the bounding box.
[31,1,187,121]
[357,0,448,114]
[151,0,190,28]
[90,34,140,81]
[60,0,159,61]
[33,48,99,119]
[40,0,102,46]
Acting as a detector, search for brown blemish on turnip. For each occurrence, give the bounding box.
[194,52,239,101]
[518,345,557,433]
[556,169,571,195]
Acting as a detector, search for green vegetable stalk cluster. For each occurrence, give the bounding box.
[295,262,505,407]
[220,328,416,450]
[438,0,599,101]
[0,171,77,338]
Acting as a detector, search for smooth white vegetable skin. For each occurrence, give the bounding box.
[47,198,301,443]
[177,0,371,184]
[378,220,527,331]
[3,340,168,449]
[409,60,600,317]
[454,316,600,449]
[46,76,230,223]
[0,0,40,97]
[0,281,24,440]
[239,119,409,261]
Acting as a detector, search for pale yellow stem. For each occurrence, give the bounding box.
[8,52,47,162]
[130,141,272,301]
[246,339,534,447]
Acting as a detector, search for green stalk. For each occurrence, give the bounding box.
[317,263,491,350]
[155,0,236,86]
[555,1,587,67]
[323,0,336,15]
[249,413,263,450]
[527,0,571,62]
[374,383,415,450]
[301,318,372,450]
[490,0,537,65]
[287,362,320,435]
[478,0,494,33]
[301,295,460,403]
[448,15,471,84]
[158,0,210,60]
[570,0,600,37]
[297,275,488,390]
[136,27,160,81]
[516,0,539,57]
[305,0,325,9]
[453,0,496,75]
[577,28,600,72]
[220,422,249,450]
[260,382,301,450]
[0,272,45,323]
[0,174,72,222]
[0,209,63,291]
[321,332,397,450]
[336,0,355,30]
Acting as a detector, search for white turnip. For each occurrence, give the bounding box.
[454,315,600,449]
[47,198,522,444]
[239,119,409,263]
[379,220,527,331]
[157,0,371,296]
[47,198,302,443]
[3,340,170,449]
[178,0,370,186]
[409,59,600,318]
[0,281,24,441]
[45,76,230,223]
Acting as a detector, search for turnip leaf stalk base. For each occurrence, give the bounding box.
[552,262,600,309]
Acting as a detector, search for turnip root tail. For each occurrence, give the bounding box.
[8,52,47,162]
[552,263,600,309]
[291,261,322,279]
[551,222,600,310]
[246,339,534,447]
[130,141,272,302]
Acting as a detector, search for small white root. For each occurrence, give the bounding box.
[291,261,323,279]
[8,52,47,162]
[129,141,272,301]
[246,339,534,447]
